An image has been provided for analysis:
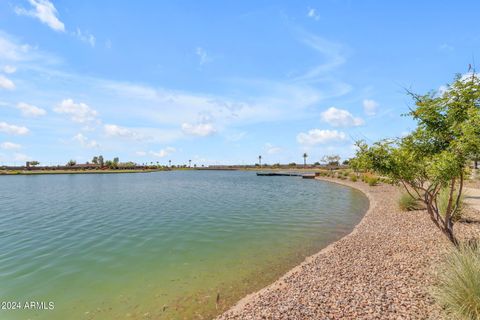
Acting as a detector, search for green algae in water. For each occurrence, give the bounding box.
[0,171,368,319]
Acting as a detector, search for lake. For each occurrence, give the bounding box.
[0,170,368,319]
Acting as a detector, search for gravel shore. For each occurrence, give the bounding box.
[216,177,464,320]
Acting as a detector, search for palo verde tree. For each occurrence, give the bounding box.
[353,72,480,246]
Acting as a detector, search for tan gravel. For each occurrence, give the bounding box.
[216,177,479,320]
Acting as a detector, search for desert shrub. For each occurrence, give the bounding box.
[438,187,465,222]
[398,192,421,211]
[349,174,357,182]
[361,172,379,186]
[367,177,379,186]
[433,243,480,320]
[383,177,395,185]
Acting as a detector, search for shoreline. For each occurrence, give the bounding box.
[217,177,376,316]
[0,169,166,176]
[217,177,449,319]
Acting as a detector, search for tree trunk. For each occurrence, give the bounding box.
[424,189,459,247]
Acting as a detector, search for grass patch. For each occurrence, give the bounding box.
[367,176,379,186]
[360,172,379,186]
[433,243,480,320]
[438,187,465,222]
[398,192,421,211]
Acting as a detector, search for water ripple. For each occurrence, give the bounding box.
[0,171,368,320]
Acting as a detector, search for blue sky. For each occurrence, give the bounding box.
[0,1,478,166]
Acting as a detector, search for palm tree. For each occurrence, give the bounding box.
[303,153,308,167]
[189,159,192,167]
[168,160,171,167]
[258,155,262,167]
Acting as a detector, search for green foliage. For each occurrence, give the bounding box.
[360,172,379,186]
[367,176,379,186]
[98,155,104,167]
[29,161,40,166]
[322,154,340,166]
[438,187,464,222]
[433,243,480,320]
[66,160,76,166]
[398,192,421,211]
[349,174,357,182]
[120,161,136,168]
[351,72,480,244]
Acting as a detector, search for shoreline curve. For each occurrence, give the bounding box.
[216,177,375,316]
[217,176,447,319]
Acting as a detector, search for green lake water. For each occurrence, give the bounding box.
[0,170,368,319]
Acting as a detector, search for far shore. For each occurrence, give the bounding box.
[0,166,340,176]
[0,168,166,175]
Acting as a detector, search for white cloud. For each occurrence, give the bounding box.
[0,30,354,151]
[195,47,210,66]
[181,122,216,136]
[320,107,364,127]
[437,73,479,97]
[439,43,454,52]
[149,147,176,158]
[104,124,131,137]
[103,124,147,141]
[363,99,378,116]
[0,122,29,135]
[0,142,22,150]
[225,131,247,142]
[14,152,30,162]
[0,31,56,64]
[54,99,98,123]
[15,0,65,32]
[265,143,281,154]
[297,129,347,145]
[0,75,15,90]
[97,62,348,133]
[0,35,29,61]
[135,151,147,156]
[438,85,448,96]
[307,8,320,20]
[296,33,347,81]
[16,102,47,117]
[75,28,96,47]
[2,65,16,74]
[72,133,99,148]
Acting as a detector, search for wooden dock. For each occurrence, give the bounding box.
[256,172,317,179]
[256,172,302,176]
